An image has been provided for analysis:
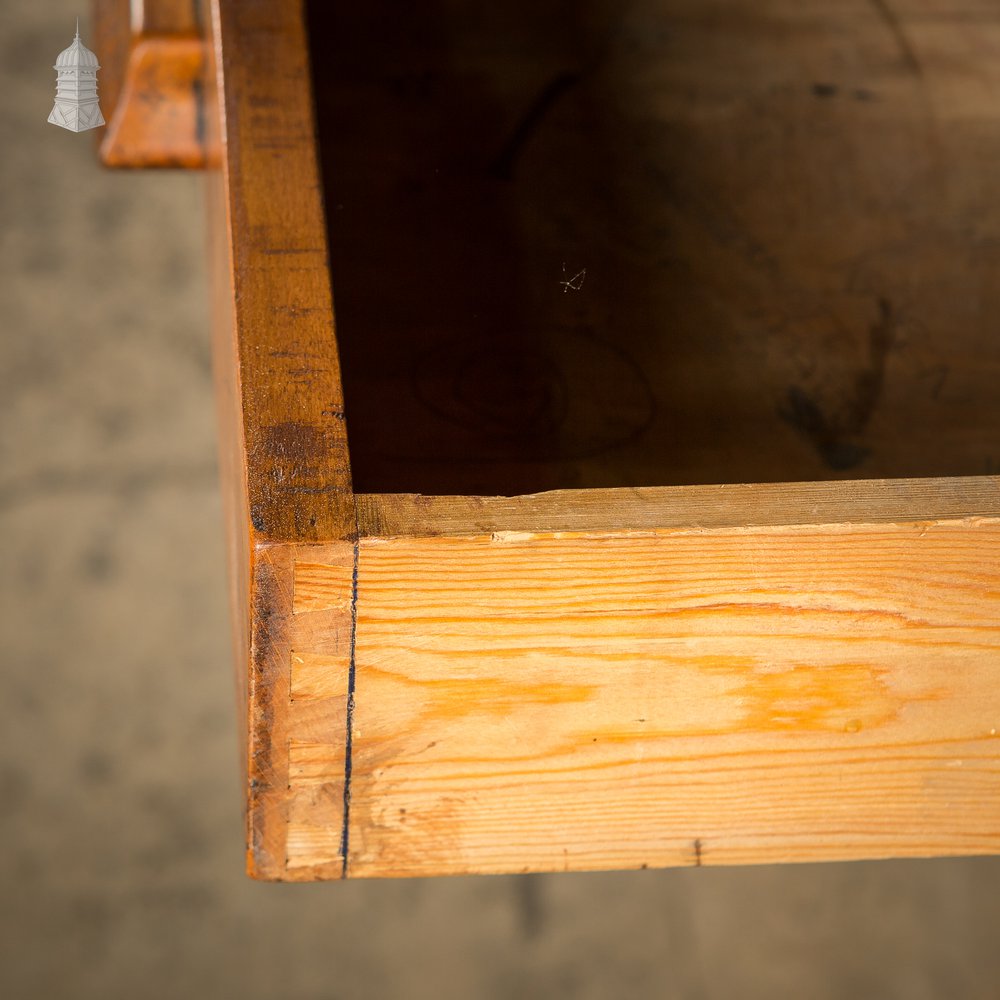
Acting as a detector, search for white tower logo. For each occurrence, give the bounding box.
[48,19,105,132]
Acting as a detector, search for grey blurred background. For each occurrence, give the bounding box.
[2,2,1000,998]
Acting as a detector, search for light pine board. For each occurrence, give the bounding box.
[276,498,1000,878]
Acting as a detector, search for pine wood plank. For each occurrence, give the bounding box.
[259,483,1000,879]
[246,541,353,880]
[337,512,1000,877]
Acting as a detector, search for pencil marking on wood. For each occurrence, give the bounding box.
[339,539,360,878]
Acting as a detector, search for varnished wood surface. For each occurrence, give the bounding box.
[309,0,1000,495]
[213,0,353,544]
[205,0,359,879]
[95,0,215,168]
[282,512,1000,877]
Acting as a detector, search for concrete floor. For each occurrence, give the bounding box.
[3,2,1000,997]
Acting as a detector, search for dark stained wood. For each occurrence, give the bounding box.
[308,0,1000,496]
[213,0,354,544]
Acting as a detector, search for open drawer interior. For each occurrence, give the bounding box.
[307,0,1000,497]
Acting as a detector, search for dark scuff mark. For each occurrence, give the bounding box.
[268,348,322,359]
[779,298,896,470]
[812,83,878,102]
[250,505,267,532]
[491,72,582,180]
[694,838,703,867]
[780,388,871,470]
[260,421,329,461]
[283,484,348,496]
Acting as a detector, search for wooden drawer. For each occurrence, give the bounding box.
[100,0,1000,879]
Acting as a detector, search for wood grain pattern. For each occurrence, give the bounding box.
[337,515,1000,877]
[193,0,1000,879]
[246,542,353,880]
[204,0,357,878]
[212,0,354,544]
[358,477,1000,538]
